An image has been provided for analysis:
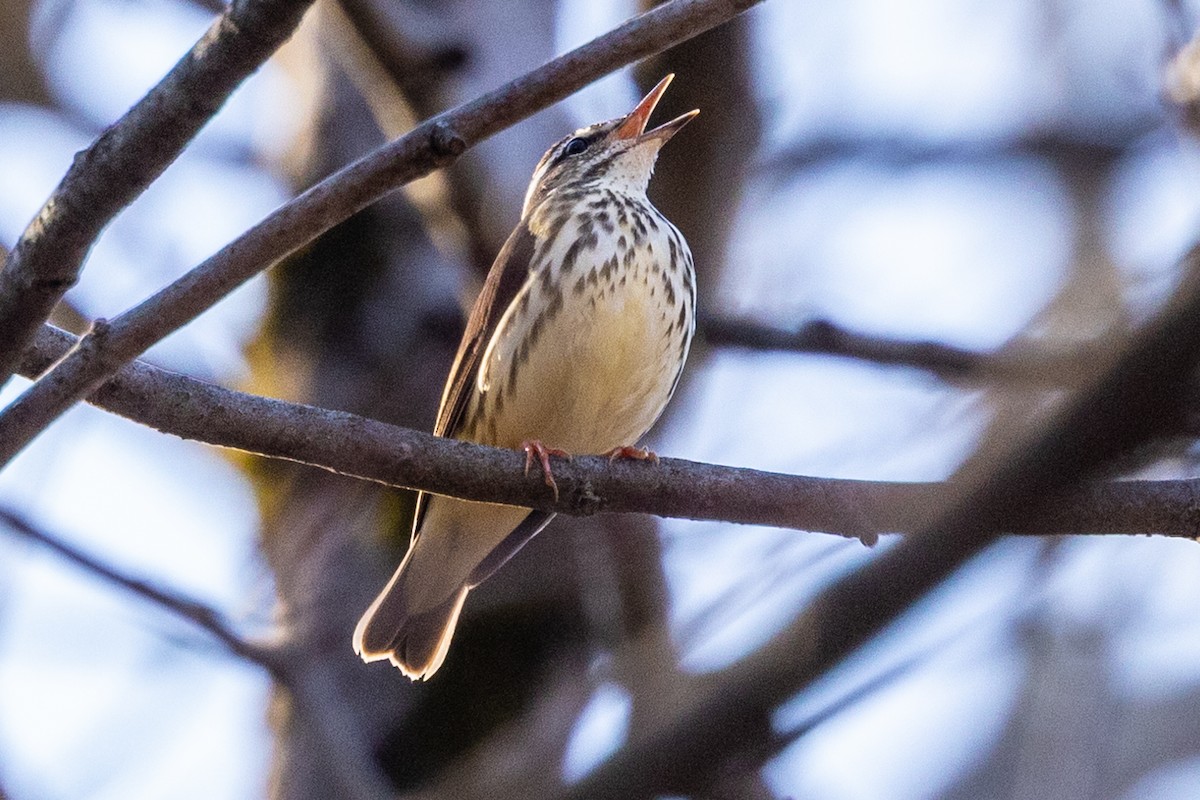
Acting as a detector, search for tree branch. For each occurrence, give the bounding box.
[759,128,1155,179]
[0,0,316,387]
[19,323,1200,540]
[417,303,1098,386]
[0,505,394,800]
[547,243,1200,800]
[0,0,763,468]
[0,506,270,665]
[700,316,1099,385]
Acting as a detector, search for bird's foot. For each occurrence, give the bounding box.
[603,445,660,464]
[521,440,572,501]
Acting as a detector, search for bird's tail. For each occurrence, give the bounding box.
[352,544,470,681]
[352,498,548,680]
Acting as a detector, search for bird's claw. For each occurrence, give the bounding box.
[603,445,660,464]
[521,440,572,501]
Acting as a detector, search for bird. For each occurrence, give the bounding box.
[353,74,698,680]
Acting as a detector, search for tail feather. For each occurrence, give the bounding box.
[353,538,471,681]
[353,497,535,680]
[354,573,470,681]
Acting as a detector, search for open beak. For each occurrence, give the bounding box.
[613,73,700,145]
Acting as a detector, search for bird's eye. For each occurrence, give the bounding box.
[563,137,590,156]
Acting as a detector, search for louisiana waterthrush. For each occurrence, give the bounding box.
[354,75,698,679]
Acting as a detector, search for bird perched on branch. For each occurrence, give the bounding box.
[354,75,698,680]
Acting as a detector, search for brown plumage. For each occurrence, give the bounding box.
[353,75,698,679]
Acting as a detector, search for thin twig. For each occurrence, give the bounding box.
[0,0,316,387]
[758,128,1155,181]
[18,323,1200,539]
[0,505,393,800]
[0,0,763,468]
[700,316,1099,385]
[0,505,270,665]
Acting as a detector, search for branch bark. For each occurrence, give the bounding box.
[700,316,1100,384]
[19,323,1200,539]
[0,0,316,387]
[0,0,764,469]
[545,243,1200,800]
[0,505,269,664]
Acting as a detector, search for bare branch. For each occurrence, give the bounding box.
[0,0,764,468]
[19,323,1200,539]
[0,505,270,665]
[546,244,1200,800]
[409,303,1101,386]
[0,505,393,800]
[700,316,1101,385]
[759,128,1154,180]
[0,0,316,386]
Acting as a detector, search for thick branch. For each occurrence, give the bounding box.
[0,0,763,468]
[0,0,315,386]
[19,324,1200,539]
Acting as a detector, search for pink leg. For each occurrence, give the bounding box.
[602,445,660,464]
[521,440,573,500]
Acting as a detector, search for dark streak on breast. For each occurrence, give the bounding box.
[561,237,586,276]
[599,255,618,283]
[546,212,571,246]
[634,215,647,238]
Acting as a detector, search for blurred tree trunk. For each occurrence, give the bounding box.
[249,3,765,793]
[635,9,761,314]
[334,0,575,275]
[250,3,614,796]
[252,44,460,796]
[0,0,48,106]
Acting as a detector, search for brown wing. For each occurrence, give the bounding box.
[434,221,538,438]
[410,221,539,540]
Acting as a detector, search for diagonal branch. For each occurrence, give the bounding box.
[0,506,270,665]
[0,0,316,387]
[0,0,764,469]
[19,323,1200,539]
[0,505,393,800]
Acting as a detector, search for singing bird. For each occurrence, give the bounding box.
[353,75,698,679]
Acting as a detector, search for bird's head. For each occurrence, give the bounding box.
[521,74,699,218]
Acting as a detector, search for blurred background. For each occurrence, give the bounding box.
[3,0,1200,797]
